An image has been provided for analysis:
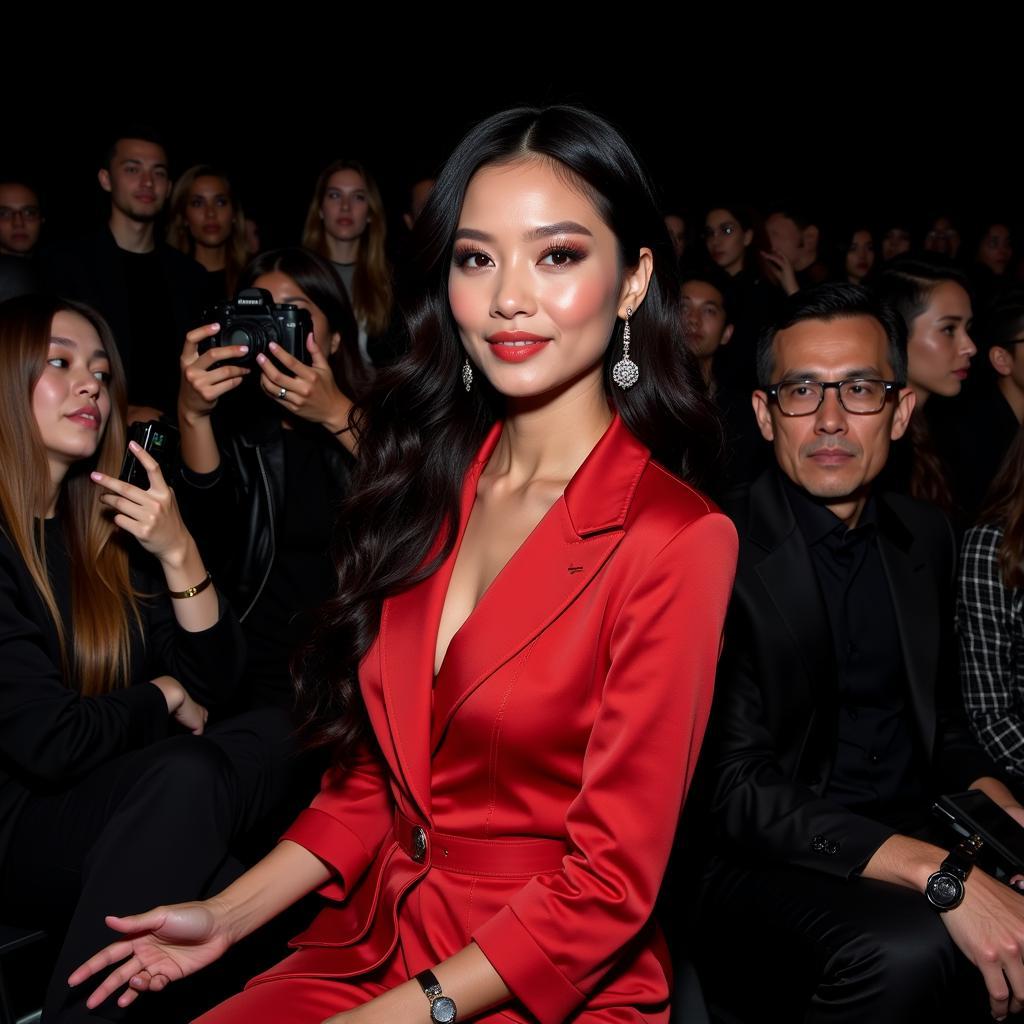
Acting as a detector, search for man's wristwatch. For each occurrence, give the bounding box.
[925,834,984,911]
[415,969,457,1023]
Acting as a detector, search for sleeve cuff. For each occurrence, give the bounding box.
[281,807,376,902]
[472,905,584,1024]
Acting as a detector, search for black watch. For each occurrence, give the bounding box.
[415,969,457,1023]
[925,833,984,911]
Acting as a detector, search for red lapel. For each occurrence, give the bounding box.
[375,412,651,822]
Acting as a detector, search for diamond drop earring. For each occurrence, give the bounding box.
[612,306,639,389]
[461,358,474,392]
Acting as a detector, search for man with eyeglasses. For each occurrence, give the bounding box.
[690,284,1024,1021]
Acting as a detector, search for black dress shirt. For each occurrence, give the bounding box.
[787,484,929,828]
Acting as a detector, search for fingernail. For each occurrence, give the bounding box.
[238,346,248,353]
[90,472,102,481]
[128,440,139,451]
[255,354,265,364]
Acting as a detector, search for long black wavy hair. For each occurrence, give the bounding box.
[294,105,723,762]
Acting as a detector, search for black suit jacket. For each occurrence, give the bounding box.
[701,468,997,879]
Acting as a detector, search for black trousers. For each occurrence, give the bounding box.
[692,856,992,1024]
[1,708,295,1024]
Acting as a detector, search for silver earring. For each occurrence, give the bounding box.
[612,306,639,389]
[462,357,474,391]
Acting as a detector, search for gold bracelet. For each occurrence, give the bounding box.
[169,571,213,600]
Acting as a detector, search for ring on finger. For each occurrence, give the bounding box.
[277,386,287,400]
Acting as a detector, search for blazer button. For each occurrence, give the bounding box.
[811,834,828,854]
[411,826,427,863]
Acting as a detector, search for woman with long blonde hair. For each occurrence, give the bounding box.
[0,294,285,1023]
[302,159,403,369]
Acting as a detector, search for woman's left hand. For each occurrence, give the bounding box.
[91,443,191,568]
[256,334,352,432]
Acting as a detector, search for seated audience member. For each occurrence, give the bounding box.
[946,298,1024,519]
[402,176,435,233]
[880,218,914,263]
[175,248,358,713]
[833,222,876,285]
[765,204,829,290]
[960,424,1024,779]
[0,295,288,1023]
[923,212,962,261]
[301,159,405,372]
[693,283,1024,1022]
[874,258,976,520]
[39,127,206,422]
[0,180,44,258]
[664,209,688,264]
[966,218,1015,308]
[682,269,769,494]
[167,165,249,305]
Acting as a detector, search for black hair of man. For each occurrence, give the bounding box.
[100,126,168,170]
[755,282,908,388]
[680,266,734,323]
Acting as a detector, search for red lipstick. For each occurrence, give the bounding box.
[486,331,550,363]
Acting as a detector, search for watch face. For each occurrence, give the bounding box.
[431,995,457,1023]
[927,870,965,910]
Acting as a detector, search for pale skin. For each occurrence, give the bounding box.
[754,315,1024,1019]
[39,312,212,732]
[71,155,654,1023]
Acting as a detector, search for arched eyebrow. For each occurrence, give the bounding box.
[49,336,110,361]
[454,221,594,243]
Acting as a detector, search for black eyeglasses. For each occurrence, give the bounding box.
[765,378,904,416]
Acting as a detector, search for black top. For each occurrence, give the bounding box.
[0,518,245,862]
[787,484,929,828]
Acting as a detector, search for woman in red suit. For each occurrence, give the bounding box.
[71,106,738,1023]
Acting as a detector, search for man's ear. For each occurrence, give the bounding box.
[721,324,734,348]
[890,385,917,441]
[328,330,342,356]
[752,390,774,441]
[990,345,1012,377]
[97,169,112,194]
[617,247,654,318]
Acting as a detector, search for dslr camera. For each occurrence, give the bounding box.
[198,288,314,369]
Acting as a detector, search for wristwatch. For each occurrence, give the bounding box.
[415,968,457,1023]
[925,833,984,911]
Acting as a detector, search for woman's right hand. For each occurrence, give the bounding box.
[179,323,251,419]
[150,675,208,735]
[68,901,232,1010]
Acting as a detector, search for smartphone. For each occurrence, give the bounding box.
[933,790,1024,878]
[118,421,179,490]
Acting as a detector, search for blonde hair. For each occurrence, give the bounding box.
[0,295,140,695]
[301,159,393,337]
[167,165,249,297]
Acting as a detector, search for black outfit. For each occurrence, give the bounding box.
[176,411,355,710]
[39,227,205,412]
[690,468,999,1022]
[0,520,290,1023]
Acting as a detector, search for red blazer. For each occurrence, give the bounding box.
[252,412,737,1023]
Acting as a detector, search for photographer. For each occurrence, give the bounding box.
[0,295,288,1022]
[176,248,359,713]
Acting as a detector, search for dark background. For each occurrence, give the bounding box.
[7,55,1018,251]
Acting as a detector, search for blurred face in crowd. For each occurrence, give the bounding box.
[185,176,234,250]
[906,280,975,400]
[0,183,43,256]
[252,271,341,355]
[664,214,686,260]
[976,223,1012,276]
[404,177,436,231]
[881,227,912,262]
[766,213,817,271]
[681,279,732,372]
[447,157,650,402]
[320,169,371,245]
[703,209,751,276]
[753,315,915,518]
[98,139,171,223]
[845,230,875,284]
[923,216,959,259]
